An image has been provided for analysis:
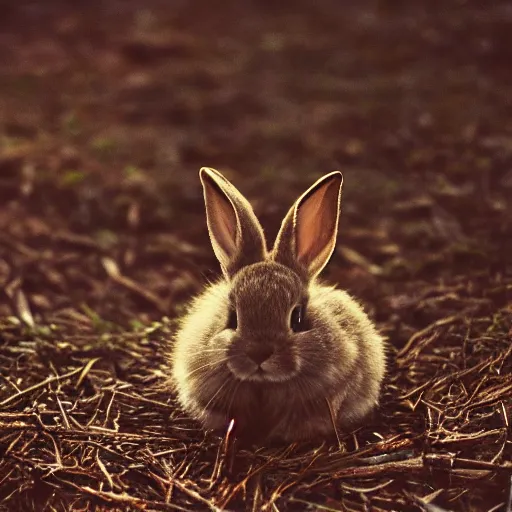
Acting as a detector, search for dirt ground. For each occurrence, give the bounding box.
[0,1,511,510]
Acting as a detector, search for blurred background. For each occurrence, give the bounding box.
[1,3,512,510]
[0,0,511,329]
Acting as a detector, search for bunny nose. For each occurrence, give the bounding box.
[246,345,274,365]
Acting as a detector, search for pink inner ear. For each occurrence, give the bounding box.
[209,187,238,257]
[296,180,338,270]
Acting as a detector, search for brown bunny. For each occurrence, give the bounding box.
[170,168,386,442]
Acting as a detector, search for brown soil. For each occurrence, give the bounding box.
[0,1,511,510]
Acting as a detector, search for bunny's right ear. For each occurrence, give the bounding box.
[272,171,343,279]
[200,167,267,278]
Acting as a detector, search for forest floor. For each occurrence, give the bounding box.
[0,1,511,510]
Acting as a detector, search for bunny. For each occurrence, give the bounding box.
[169,167,386,443]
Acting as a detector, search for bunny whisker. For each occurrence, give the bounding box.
[183,348,229,358]
[295,378,316,417]
[182,357,232,380]
[225,380,242,417]
[202,378,233,413]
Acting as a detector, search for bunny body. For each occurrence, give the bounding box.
[170,169,386,442]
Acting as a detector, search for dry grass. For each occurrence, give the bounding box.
[1,274,511,511]
[1,1,512,510]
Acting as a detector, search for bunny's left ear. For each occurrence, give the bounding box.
[272,171,343,278]
[200,167,267,278]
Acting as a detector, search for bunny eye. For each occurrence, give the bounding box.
[227,308,238,330]
[290,305,304,332]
